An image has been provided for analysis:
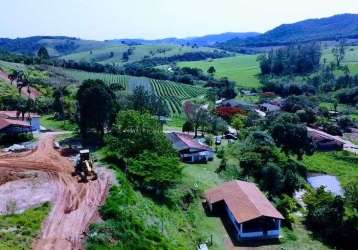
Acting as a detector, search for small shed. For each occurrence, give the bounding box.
[167,132,214,163]
[308,127,344,151]
[0,111,41,131]
[0,118,32,134]
[259,103,281,113]
[206,180,284,241]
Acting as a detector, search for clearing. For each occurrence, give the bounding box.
[0,133,115,250]
[178,54,261,88]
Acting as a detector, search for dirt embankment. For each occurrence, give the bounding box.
[0,133,115,250]
[0,70,41,100]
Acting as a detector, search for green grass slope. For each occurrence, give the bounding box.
[61,44,219,65]
[0,203,51,250]
[178,54,261,88]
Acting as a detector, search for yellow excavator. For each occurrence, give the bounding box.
[72,149,98,182]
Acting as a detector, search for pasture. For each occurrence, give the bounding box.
[61,44,219,66]
[178,54,262,89]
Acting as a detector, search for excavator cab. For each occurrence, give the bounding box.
[72,149,98,182]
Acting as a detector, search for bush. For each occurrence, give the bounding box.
[0,133,33,145]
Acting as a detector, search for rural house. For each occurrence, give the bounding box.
[308,127,344,151]
[0,111,41,132]
[167,132,214,163]
[0,118,32,134]
[220,99,256,111]
[259,103,281,113]
[205,180,284,241]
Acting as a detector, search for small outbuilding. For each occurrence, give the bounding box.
[0,111,41,132]
[167,132,214,163]
[259,103,281,113]
[308,127,344,151]
[205,180,284,241]
[0,118,32,134]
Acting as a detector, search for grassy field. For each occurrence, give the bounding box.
[303,151,358,187]
[0,203,51,250]
[61,44,219,66]
[322,45,358,75]
[41,115,78,131]
[178,54,261,89]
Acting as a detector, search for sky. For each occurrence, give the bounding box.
[1,0,357,40]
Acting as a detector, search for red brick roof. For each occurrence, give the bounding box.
[0,118,31,130]
[206,180,284,223]
[168,133,213,151]
[0,111,40,119]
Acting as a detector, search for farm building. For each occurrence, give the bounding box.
[259,103,281,113]
[220,99,256,111]
[205,180,284,241]
[0,111,41,131]
[0,118,32,134]
[308,127,344,151]
[167,132,214,163]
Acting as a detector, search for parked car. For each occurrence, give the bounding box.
[215,136,222,145]
[224,133,238,140]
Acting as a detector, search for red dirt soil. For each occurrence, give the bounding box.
[0,70,41,100]
[0,133,114,250]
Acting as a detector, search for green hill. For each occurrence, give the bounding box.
[57,68,207,115]
[178,54,261,88]
[60,44,221,65]
[217,14,358,50]
[0,36,107,56]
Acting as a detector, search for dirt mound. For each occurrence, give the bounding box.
[0,133,115,250]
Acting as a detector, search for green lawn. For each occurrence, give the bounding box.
[303,151,358,187]
[178,54,261,89]
[0,203,51,250]
[41,115,77,131]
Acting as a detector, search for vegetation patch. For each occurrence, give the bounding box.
[0,203,51,250]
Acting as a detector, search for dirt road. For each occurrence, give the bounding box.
[0,133,115,250]
[0,70,41,100]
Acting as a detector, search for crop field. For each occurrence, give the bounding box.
[0,60,28,72]
[62,69,129,90]
[178,54,261,89]
[61,44,219,66]
[59,69,207,115]
[151,79,208,114]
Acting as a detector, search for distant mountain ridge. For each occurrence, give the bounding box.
[107,32,260,46]
[0,36,106,56]
[217,14,358,51]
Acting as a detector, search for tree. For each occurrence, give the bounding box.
[37,46,49,59]
[106,110,175,161]
[231,114,247,135]
[332,40,345,67]
[207,66,216,75]
[129,86,169,117]
[183,101,210,137]
[128,151,182,195]
[182,120,194,133]
[270,113,314,159]
[77,79,115,137]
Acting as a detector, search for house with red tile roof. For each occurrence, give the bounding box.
[0,118,32,134]
[0,111,41,131]
[167,132,214,163]
[206,180,284,241]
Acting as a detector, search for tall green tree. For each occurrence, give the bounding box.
[270,113,314,159]
[37,46,49,59]
[77,79,115,137]
[106,110,175,161]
